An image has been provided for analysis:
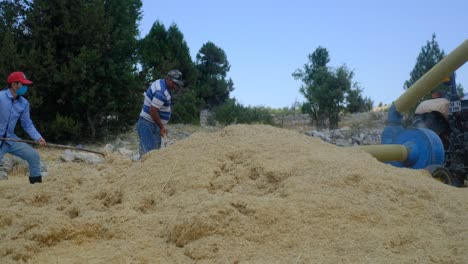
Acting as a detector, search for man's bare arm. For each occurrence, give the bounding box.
[149,106,166,136]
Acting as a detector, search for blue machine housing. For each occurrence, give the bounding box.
[382,103,445,169]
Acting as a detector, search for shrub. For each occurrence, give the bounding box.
[213,99,274,125]
[171,90,202,124]
[49,113,81,142]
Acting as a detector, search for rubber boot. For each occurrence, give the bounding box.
[29,176,42,184]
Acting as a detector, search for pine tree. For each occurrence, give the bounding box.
[25,0,143,141]
[195,41,234,109]
[0,0,30,80]
[404,34,445,94]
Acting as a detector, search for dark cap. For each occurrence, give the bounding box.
[7,72,32,84]
[167,70,184,88]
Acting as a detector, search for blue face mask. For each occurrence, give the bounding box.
[16,86,28,96]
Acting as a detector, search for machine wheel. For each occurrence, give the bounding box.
[425,165,453,185]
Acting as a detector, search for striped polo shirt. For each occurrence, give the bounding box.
[139,79,172,124]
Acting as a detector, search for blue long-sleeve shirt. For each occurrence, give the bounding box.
[0,89,42,142]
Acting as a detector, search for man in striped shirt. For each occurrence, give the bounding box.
[137,70,184,157]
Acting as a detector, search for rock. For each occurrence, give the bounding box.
[330,129,345,139]
[351,136,361,145]
[117,148,134,159]
[162,138,177,147]
[1,156,26,172]
[306,131,331,142]
[60,150,75,162]
[103,144,115,153]
[131,154,140,162]
[41,162,48,177]
[0,157,13,172]
[335,138,351,146]
[305,127,383,146]
[60,150,103,164]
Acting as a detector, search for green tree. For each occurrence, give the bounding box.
[293,47,354,129]
[404,34,447,97]
[346,84,374,113]
[195,41,234,109]
[138,21,168,84]
[404,34,465,106]
[171,89,202,124]
[138,22,195,86]
[0,0,30,79]
[24,0,143,141]
[0,30,20,82]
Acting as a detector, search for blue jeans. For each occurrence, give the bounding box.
[137,117,162,157]
[0,141,41,177]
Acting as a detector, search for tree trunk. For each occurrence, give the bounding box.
[329,111,339,129]
[86,111,96,141]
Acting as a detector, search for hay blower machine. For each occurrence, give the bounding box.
[359,39,468,187]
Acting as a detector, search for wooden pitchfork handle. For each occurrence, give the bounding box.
[0,137,105,156]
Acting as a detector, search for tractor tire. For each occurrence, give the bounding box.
[425,165,453,186]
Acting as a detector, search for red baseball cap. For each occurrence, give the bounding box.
[7,72,33,84]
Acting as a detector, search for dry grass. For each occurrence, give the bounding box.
[0,124,466,263]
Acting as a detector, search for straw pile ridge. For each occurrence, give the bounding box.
[0,124,467,263]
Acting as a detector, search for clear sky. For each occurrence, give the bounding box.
[139,0,467,109]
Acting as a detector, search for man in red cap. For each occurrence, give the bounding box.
[0,72,47,184]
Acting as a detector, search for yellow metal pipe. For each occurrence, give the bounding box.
[395,39,468,113]
[356,144,408,163]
